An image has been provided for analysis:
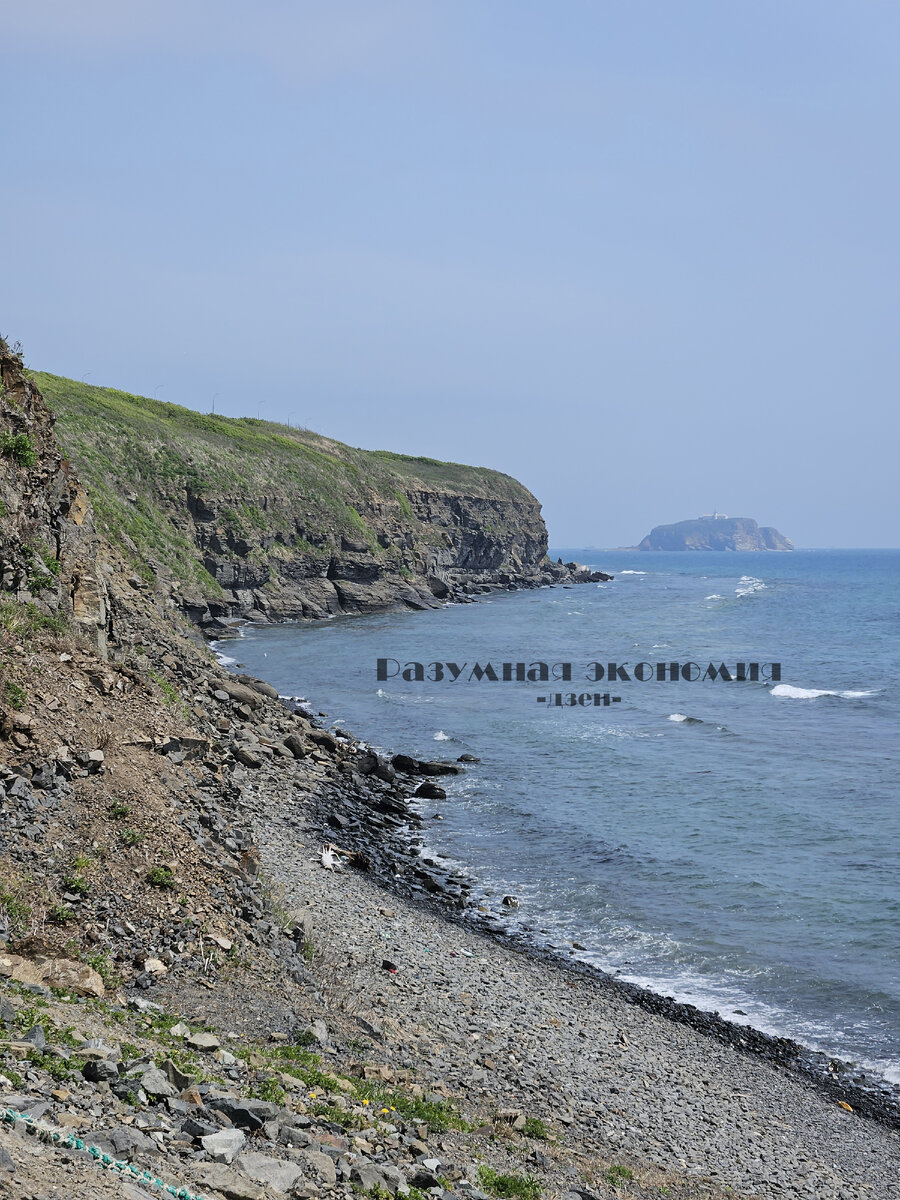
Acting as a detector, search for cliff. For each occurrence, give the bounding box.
[638,516,793,551]
[0,346,112,654]
[3,333,579,1018]
[33,370,577,627]
[0,339,893,1199]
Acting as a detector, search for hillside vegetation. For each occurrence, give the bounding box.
[34,372,547,619]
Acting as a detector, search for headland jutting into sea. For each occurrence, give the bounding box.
[1,339,897,1197]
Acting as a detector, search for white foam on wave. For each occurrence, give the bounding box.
[574,725,655,741]
[620,570,646,575]
[210,641,237,667]
[536,911,900,1085]
[668,713,688,722]
[771,685,835,699]
[434,730,450,741]
[735,575,766,597]
[771,684,878,700]
[705,593,724,601]
[570,949,900,1087]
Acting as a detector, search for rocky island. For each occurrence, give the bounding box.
[1,339,895,1200]
[638,514,793,551]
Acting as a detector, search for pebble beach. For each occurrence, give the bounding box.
[255,790,900,1200]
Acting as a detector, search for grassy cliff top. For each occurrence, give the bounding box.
[34,372,533,503]
[32,371,538,592]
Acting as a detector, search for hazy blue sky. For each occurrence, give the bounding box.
[4,2,899,547]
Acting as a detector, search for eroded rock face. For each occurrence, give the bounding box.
[0,340,111,652]
[182,485,559,623]
[26,357,597,629]
[638,516,793,551]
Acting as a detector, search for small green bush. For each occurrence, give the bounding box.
[27,1048,75,1082]
[523,1116,549,1140]
[0,431,37,468]
[0,880,31,932]
[85,952,120,990]
[477,1167,542,1200]
[149,670,182,708]
[251,1077,286,1105]
[146,866,175,889]
[3,679,26,709]
[61,873,89,897]
[353,1080,468,1131]
[0,600,67,638]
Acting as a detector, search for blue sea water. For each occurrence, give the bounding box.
[220,549,900,1085]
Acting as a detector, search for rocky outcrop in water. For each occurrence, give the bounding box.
[638,516,793,551]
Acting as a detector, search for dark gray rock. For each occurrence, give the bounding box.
[82,1059,121,1083]
[182,1116,218,1140]
[414,782,446,800]
[308,730,338,752]
[391,754,418,774]
[21,1024,46,1050]
[417,761,463,776]
[206,1093,279,1130]
[284,733,309,759]
[92,1125,160,1160]
[140,1068,175,1098]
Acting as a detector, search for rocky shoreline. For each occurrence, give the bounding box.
[3,336,899,1199]
[244,691,900,1131]
[199,562,613,636]
[2,606,899,1200]
[248,741,900,1200]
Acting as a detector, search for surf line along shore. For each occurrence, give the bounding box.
[208,654,900,1198]
[251,759,900,1200]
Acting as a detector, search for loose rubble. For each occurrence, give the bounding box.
[1,339,899,1198]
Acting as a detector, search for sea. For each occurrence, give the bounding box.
[217,548,900,1089]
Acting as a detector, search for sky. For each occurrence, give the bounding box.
[3,1,899,548]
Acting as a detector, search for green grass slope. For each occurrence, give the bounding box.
[33,371,538,594]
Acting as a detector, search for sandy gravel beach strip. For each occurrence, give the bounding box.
[255,795,900,1200]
